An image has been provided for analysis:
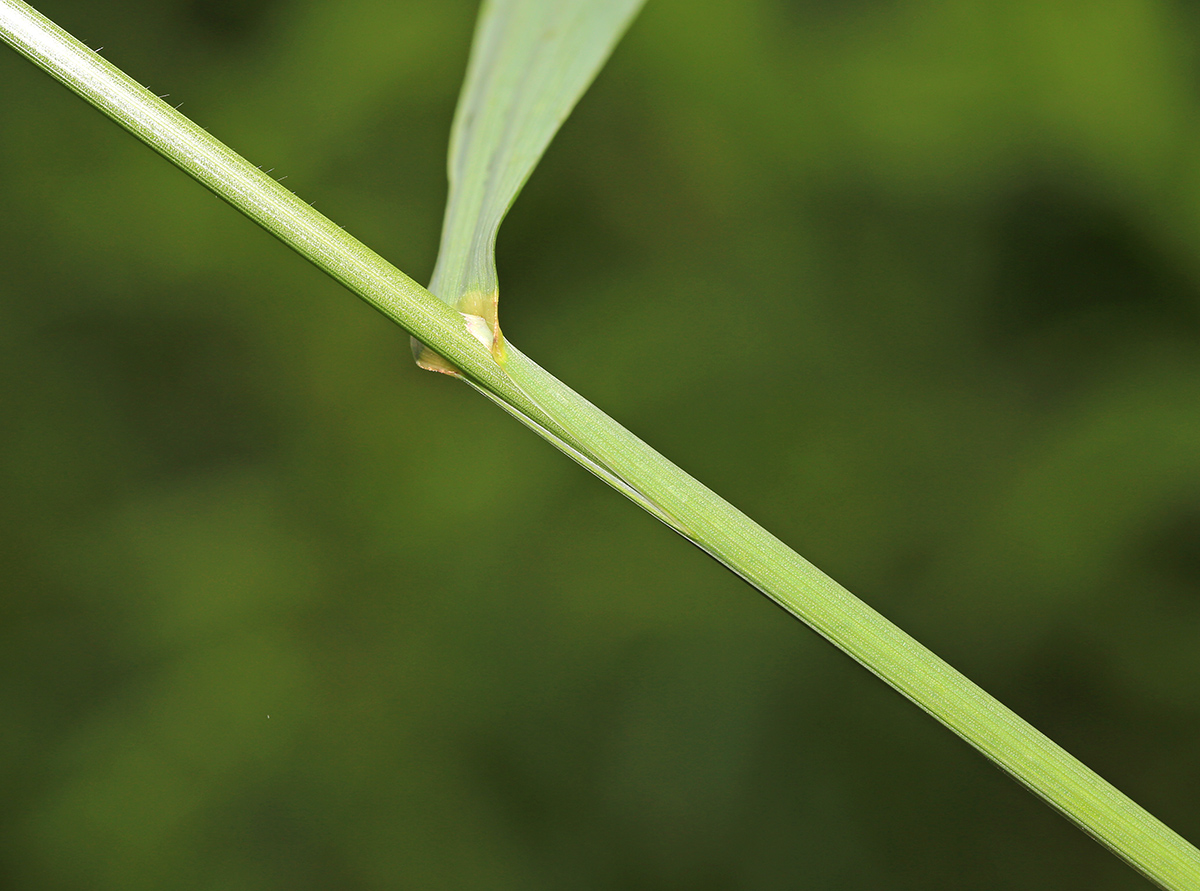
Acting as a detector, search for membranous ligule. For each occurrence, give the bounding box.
[412,289,504,375]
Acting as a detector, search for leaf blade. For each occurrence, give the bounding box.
[419,0,644,367]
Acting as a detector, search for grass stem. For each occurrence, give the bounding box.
[2,1,1197,886]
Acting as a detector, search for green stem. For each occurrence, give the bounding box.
[2,1,1197,887]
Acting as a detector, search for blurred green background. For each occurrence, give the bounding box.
[2,0,1198,887]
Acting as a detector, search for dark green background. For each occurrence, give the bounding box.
[2,0,1198,887]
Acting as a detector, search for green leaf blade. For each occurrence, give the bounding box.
[420,0,643,367]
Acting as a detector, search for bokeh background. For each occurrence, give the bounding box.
[2,0,1199,887]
